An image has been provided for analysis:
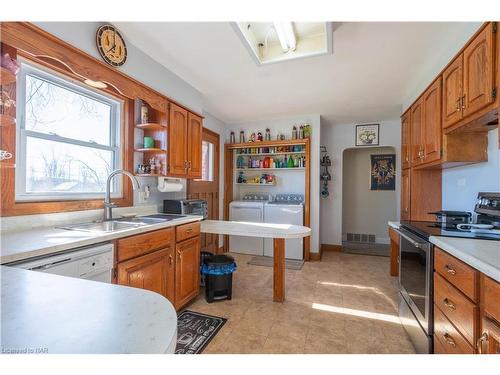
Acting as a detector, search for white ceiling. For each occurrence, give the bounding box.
[115,22,480,125]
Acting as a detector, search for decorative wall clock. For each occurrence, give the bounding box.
[96,24,127,67]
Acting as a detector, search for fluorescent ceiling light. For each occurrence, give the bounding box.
[273,22,296,52]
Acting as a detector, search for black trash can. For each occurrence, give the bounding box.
[199,251,214,287]
[201,254,237,303]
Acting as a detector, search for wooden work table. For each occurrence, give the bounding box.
[200,220,312,302]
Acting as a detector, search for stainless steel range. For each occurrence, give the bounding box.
[396,192,500,354]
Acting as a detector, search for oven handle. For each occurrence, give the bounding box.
[396,228,428,250]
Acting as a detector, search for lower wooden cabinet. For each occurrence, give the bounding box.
[117,247,175,303]
[175,236,201,309]
[478,275,500,354]
[434,306,474,354]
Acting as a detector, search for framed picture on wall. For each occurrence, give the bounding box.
[370,154,396,191]
[355,124,379,146]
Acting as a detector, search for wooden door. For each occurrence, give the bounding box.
[187,128,220,253]
[401,111,411,170]
[422,78,442,164]
[168,103,188,176]
[401,169,411,220]
[187,112,203,179]
[117,247,175,303]
[410,99,424,166]
[175,236,201,309]
[442,55,463,128]
[463,23,494,117]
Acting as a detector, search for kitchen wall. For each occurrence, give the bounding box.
[342,146,397,244]
[320,120,401,246]
[442,128,500,212]
[225,115,322,254]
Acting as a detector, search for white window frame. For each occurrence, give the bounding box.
[15,60,123,202]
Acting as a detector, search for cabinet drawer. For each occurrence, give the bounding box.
[434,247,478,302]
[434,272,477,344]
[176,221,200,242]
[434,306,474,354]
[117,228,174,262]
[482,275,500,323]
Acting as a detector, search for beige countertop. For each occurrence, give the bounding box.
[1,215,203,265]
[200,219,311,239]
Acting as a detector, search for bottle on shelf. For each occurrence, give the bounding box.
[287,155,294,168]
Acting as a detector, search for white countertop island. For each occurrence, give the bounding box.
[1,266,178,354]
[200,220,311,302]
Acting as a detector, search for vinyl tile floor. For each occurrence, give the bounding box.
[186,251,416,354]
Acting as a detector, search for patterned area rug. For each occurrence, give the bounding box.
[175,311,226,354]
[247,255,304,270]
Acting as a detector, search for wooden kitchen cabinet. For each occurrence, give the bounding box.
[400,169,411,220]
[401,110,411,170]
[168,103,189,176]
[175,235,201,309]
[442,55,464,128]
[478,275,500,354]
[410,98,424,167]
[422,78,442,164]
[442,22,496,130]
[187,112,202,179]
[462,23,495,118]
[117,247,175,303]
[167,103,203,178]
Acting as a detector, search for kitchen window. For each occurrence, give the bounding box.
[15,61,122,201]
[198,140,214,182]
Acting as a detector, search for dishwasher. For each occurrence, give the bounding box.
[9,243,114,283]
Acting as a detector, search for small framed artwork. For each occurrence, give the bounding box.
[355,124,379,146]
[370,154,396,191]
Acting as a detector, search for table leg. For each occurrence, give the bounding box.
[273,238,285,302]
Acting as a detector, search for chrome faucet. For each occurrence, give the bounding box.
[104,169,140,221]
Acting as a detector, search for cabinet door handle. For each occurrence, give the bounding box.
[477,332,488,354]
[456,97,461,111]
[169,255,173,265]
[444,264,456,275]
[185,228,193,233]
[443,298,456,310]
[461,94,466,109]
[443,333,457,348]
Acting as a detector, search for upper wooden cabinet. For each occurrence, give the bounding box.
[422,78,442,164]
[187,113,203,179]
[410,98,424,166]
[401,111,411,170]
[443,55,464,128]
[168,103,203,178]
[463,23,495,117]
[442,22,496,130]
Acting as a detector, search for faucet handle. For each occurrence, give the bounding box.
[104,202,117,208]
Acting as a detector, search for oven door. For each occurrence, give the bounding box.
[397,228,433,334]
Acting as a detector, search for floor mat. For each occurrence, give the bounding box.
[247,255,304,270]
[175,310,226,354]
[341,241,390,257]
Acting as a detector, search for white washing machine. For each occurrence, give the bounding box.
[264,194,304,260]
[229,199,266,255]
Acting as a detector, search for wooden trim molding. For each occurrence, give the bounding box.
[321,244,343,252]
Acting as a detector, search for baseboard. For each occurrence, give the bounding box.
[310,252,322,261]
[321,243,342,252]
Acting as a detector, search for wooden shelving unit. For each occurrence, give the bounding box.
[135,122,166,131]
[235,167,305,171]
[134,148,166,153]
[236,182,277,186]
[0,67,16,86]
[224,137,312,260]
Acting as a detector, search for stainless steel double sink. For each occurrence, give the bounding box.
[58,214,187,233]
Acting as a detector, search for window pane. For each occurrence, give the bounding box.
[25,74,112,145]
[200,141,214,181]
[25,137,114,194]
